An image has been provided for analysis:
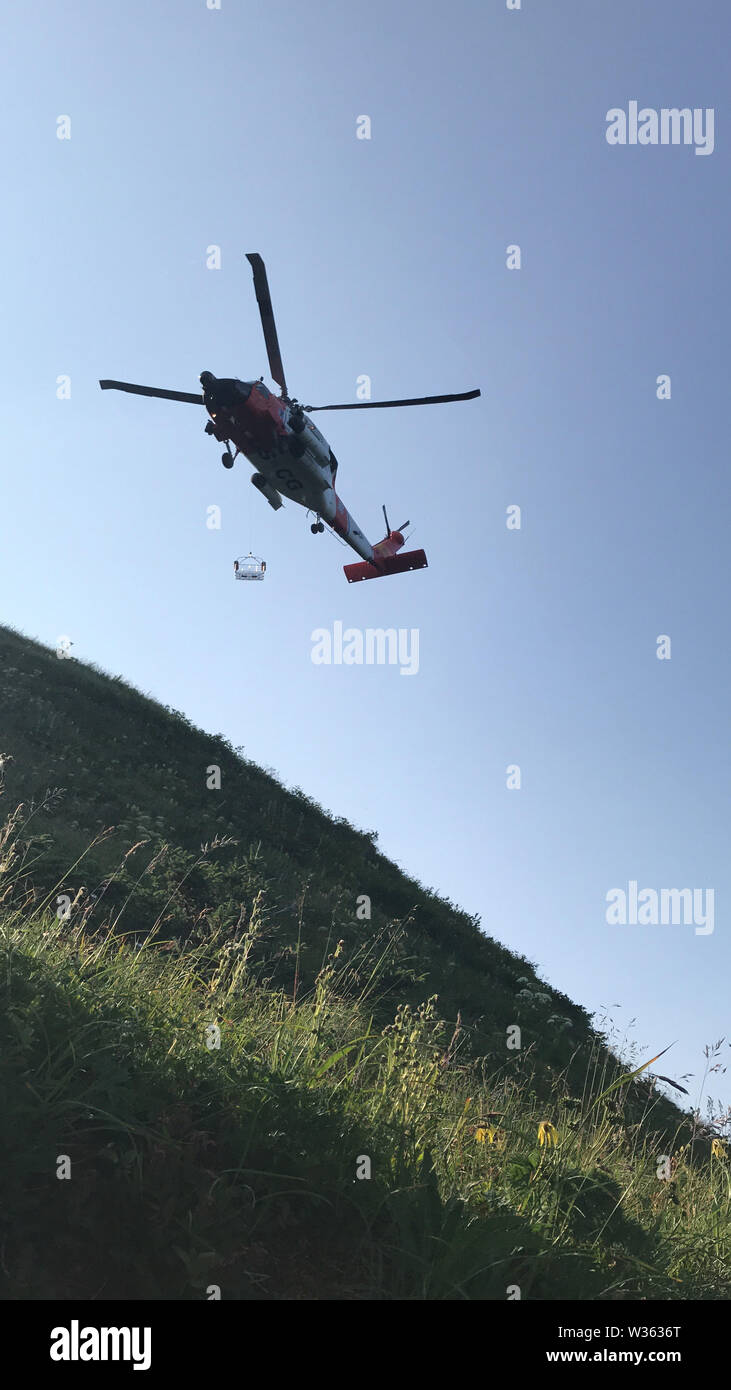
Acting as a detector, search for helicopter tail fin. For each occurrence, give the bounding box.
[343,504,427,580]
[343,549,428,583]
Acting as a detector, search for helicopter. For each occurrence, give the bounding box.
[100,254,480,581]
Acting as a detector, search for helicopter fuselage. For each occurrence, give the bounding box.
[203,375,378,563]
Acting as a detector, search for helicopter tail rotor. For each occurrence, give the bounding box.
[381,504,410,541]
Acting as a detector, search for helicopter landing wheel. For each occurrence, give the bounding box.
[222,450,234,469]
[311,520,325,534]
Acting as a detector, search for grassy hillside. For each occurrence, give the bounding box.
[1,622,729,1299]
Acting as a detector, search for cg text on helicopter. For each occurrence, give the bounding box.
[100,254,480,582]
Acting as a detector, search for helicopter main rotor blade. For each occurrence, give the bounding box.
[246,253,288,398]
[306,389,481,412]
[99,380,204,405]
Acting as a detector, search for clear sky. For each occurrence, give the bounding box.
[1,0,729,1114]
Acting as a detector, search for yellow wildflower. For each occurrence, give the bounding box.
[476,1125,502,1146]
[538,1120,559,1148]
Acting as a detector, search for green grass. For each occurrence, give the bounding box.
[2,841,729,1300]
[1,620,729,1299]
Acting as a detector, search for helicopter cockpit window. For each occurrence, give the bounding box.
[255,383,270,399]
[207,378,251,408]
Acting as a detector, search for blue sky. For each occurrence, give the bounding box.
[1,0,729,1114]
